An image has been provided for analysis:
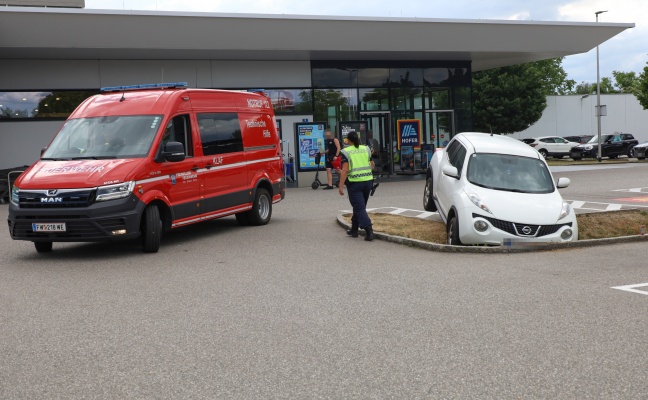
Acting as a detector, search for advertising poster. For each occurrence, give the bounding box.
[396,119,422,150]
[400,146,414,171]
[295,122,326,171]
[338,121,367,146]
[421,144,434,170]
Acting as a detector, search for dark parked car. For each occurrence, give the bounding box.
[563,135,593,144]
[570,133,638,160]
[519,138,535,145]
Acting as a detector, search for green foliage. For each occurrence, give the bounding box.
[473,59,574,134]
[637,61,648,110]
[612,70,640,94]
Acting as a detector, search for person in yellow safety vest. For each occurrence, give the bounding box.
[338,131,375,241]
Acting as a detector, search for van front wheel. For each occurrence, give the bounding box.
[247,188,272,226]
[142,205,162,253]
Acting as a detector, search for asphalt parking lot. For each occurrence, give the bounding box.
[1,163,647,399]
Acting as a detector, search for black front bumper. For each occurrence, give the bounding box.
[570,148,595,159]
[7,194,145,242]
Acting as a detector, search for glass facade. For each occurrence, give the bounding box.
[1,61,472,175]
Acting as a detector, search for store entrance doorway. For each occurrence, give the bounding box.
[360,112,393,175]
[425,110,455,149]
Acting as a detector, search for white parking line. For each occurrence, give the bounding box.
[388,208,409,215]
[612,187,648,193]
[606,203,623,211]
[611,283,648,296]
[569,200,585,209]
[415,211,438,219]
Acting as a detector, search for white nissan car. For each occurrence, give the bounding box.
[423,132,577,246]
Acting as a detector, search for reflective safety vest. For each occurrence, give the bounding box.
[341,145,373,182]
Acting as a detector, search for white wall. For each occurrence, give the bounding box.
[512,94,648,143]
[0,120,64,168]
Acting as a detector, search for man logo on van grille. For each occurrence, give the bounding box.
[47,190,58,196]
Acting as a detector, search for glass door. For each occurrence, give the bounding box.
[425,110,455,149]
[360,112,392,176]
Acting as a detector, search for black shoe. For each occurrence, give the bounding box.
[364,226,374,242]
[322,185,334,190]
[347,223,359,237]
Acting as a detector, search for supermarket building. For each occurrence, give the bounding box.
[0,3,633,184]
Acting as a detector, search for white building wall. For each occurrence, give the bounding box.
[512,94,648,143]
[0,59,312,169]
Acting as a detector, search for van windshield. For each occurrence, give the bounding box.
[42,115,163,160]
[466,153,555,194]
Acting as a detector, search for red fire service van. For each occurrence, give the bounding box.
[7,83,285,253]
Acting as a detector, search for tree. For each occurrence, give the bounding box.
[472,58,573,134]
[636,61,648,110]
[612,70,640,94]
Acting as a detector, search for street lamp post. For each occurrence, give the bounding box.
[595,10,607,162]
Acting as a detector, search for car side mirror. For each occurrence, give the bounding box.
[442,164,459,179]
[40,147,47,157]
[556,177,570,189]
[162,141,186,162]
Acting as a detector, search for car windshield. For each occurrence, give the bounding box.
[42,115,163,160]
[467,153,555,194]
[586,135,612,145]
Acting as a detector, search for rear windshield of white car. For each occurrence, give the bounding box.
[467,153,555,194]
[41,115,162,160]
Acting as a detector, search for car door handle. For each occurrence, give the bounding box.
[205,164,215,169]
[191,166,200,171]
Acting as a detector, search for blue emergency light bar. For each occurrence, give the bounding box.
[100,82,188,92]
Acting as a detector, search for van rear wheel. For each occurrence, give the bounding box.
[142,205,162,253]
[34,241,53,253]
[247,188,272,226]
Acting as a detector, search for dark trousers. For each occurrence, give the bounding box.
[347,180,373,229]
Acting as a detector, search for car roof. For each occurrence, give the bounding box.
[456,132,541,158]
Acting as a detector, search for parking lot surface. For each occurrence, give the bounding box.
[1,164,647,398]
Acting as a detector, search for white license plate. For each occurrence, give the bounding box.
[32,223,66,232]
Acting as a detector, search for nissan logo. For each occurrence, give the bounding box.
[47,189,58,196]
[521,226,532,235]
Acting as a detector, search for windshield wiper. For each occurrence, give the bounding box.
[69,156,117,160]
[40,157,70,161]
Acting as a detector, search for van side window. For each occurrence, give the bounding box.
[197,113,243,155]
[162,114,193,157]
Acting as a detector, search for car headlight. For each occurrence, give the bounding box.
[467,192,492,214]
[559,201,571,220]
[95,181,134,202]
[10,185,19,205]
[584,145,593,150]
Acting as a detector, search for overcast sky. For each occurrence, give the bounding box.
[85,0,647,85]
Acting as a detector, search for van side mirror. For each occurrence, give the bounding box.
[162,141,186,162]
[442,164,459,179]
[556,177,570,189]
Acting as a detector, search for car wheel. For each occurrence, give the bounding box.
[235,212,250,226]
[34,241,52,253]
[628,147,635,158]
[571,156,582,161]
[538,149,548,158]
[423,177,437,212]
[447,215,462,246]
[142,205,162,253]
[247,188,272,226]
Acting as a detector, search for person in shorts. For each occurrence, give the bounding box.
[322,130,341,190]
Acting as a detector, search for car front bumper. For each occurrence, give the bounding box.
[458,211,578,246]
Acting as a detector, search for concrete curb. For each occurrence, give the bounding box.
[337,212,648,254]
